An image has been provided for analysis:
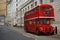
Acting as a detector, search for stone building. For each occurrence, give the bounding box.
[0,0,7,16]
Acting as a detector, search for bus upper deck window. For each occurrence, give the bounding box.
[40,7,46,10]
[48,7,52,10]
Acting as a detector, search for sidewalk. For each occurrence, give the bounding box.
[7,26,60,40]
[9,26,24,32]
[9,26,39,38]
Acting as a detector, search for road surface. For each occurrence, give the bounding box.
[10,26,60,40]
[0,25,34,40]
[0,25,60,40]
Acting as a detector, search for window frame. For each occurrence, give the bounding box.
[28,6,29,10]
[35,1,37,6]
[16,4,18,6]
[31,3,34,8]
[50,0,54,3]
[40,0,43,4]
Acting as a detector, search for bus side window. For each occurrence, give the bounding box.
[34,8,36,13]
[30,11,32,14]
[31,10,32,14]
[29,21,32,24]
[36,19,43,24]
[29,11,30,14]
[36,7,39,12]
[28,12,29,15]
[26,21,29,24]
[34,21,36,24]
[29,20,34,24]
[40,7,46,10]
[33,9,35,13]
[36,19,39,24]
[30,10,32,14]
[32,9,34,14]
[28,11,29,15]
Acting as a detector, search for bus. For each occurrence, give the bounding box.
[24,4,57,35]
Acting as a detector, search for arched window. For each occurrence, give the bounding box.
[35,1,37,6]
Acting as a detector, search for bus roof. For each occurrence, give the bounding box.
[38,4,52,7]
[25,4,53,15]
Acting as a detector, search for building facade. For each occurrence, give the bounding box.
[0,0,7,16]
[16,0,28,26]
[6,0,17,25]
[17,0,60,27]
[6,0,27,26]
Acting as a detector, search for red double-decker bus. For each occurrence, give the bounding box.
[24,4,57,35]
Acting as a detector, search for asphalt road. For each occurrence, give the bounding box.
[10,26,60,40]
[0,25,60,40]
[0,25,35,40]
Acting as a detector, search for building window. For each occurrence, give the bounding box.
[16,8,18,11]
[28,6,29,10]
[40,0,43,4]
[35,1,37,6]
[31,3,34,8]
[25,8,27,12]
[7,0,12,4]
[50,0,54,2]
[16,4,18,6]
[16,0,18,2]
